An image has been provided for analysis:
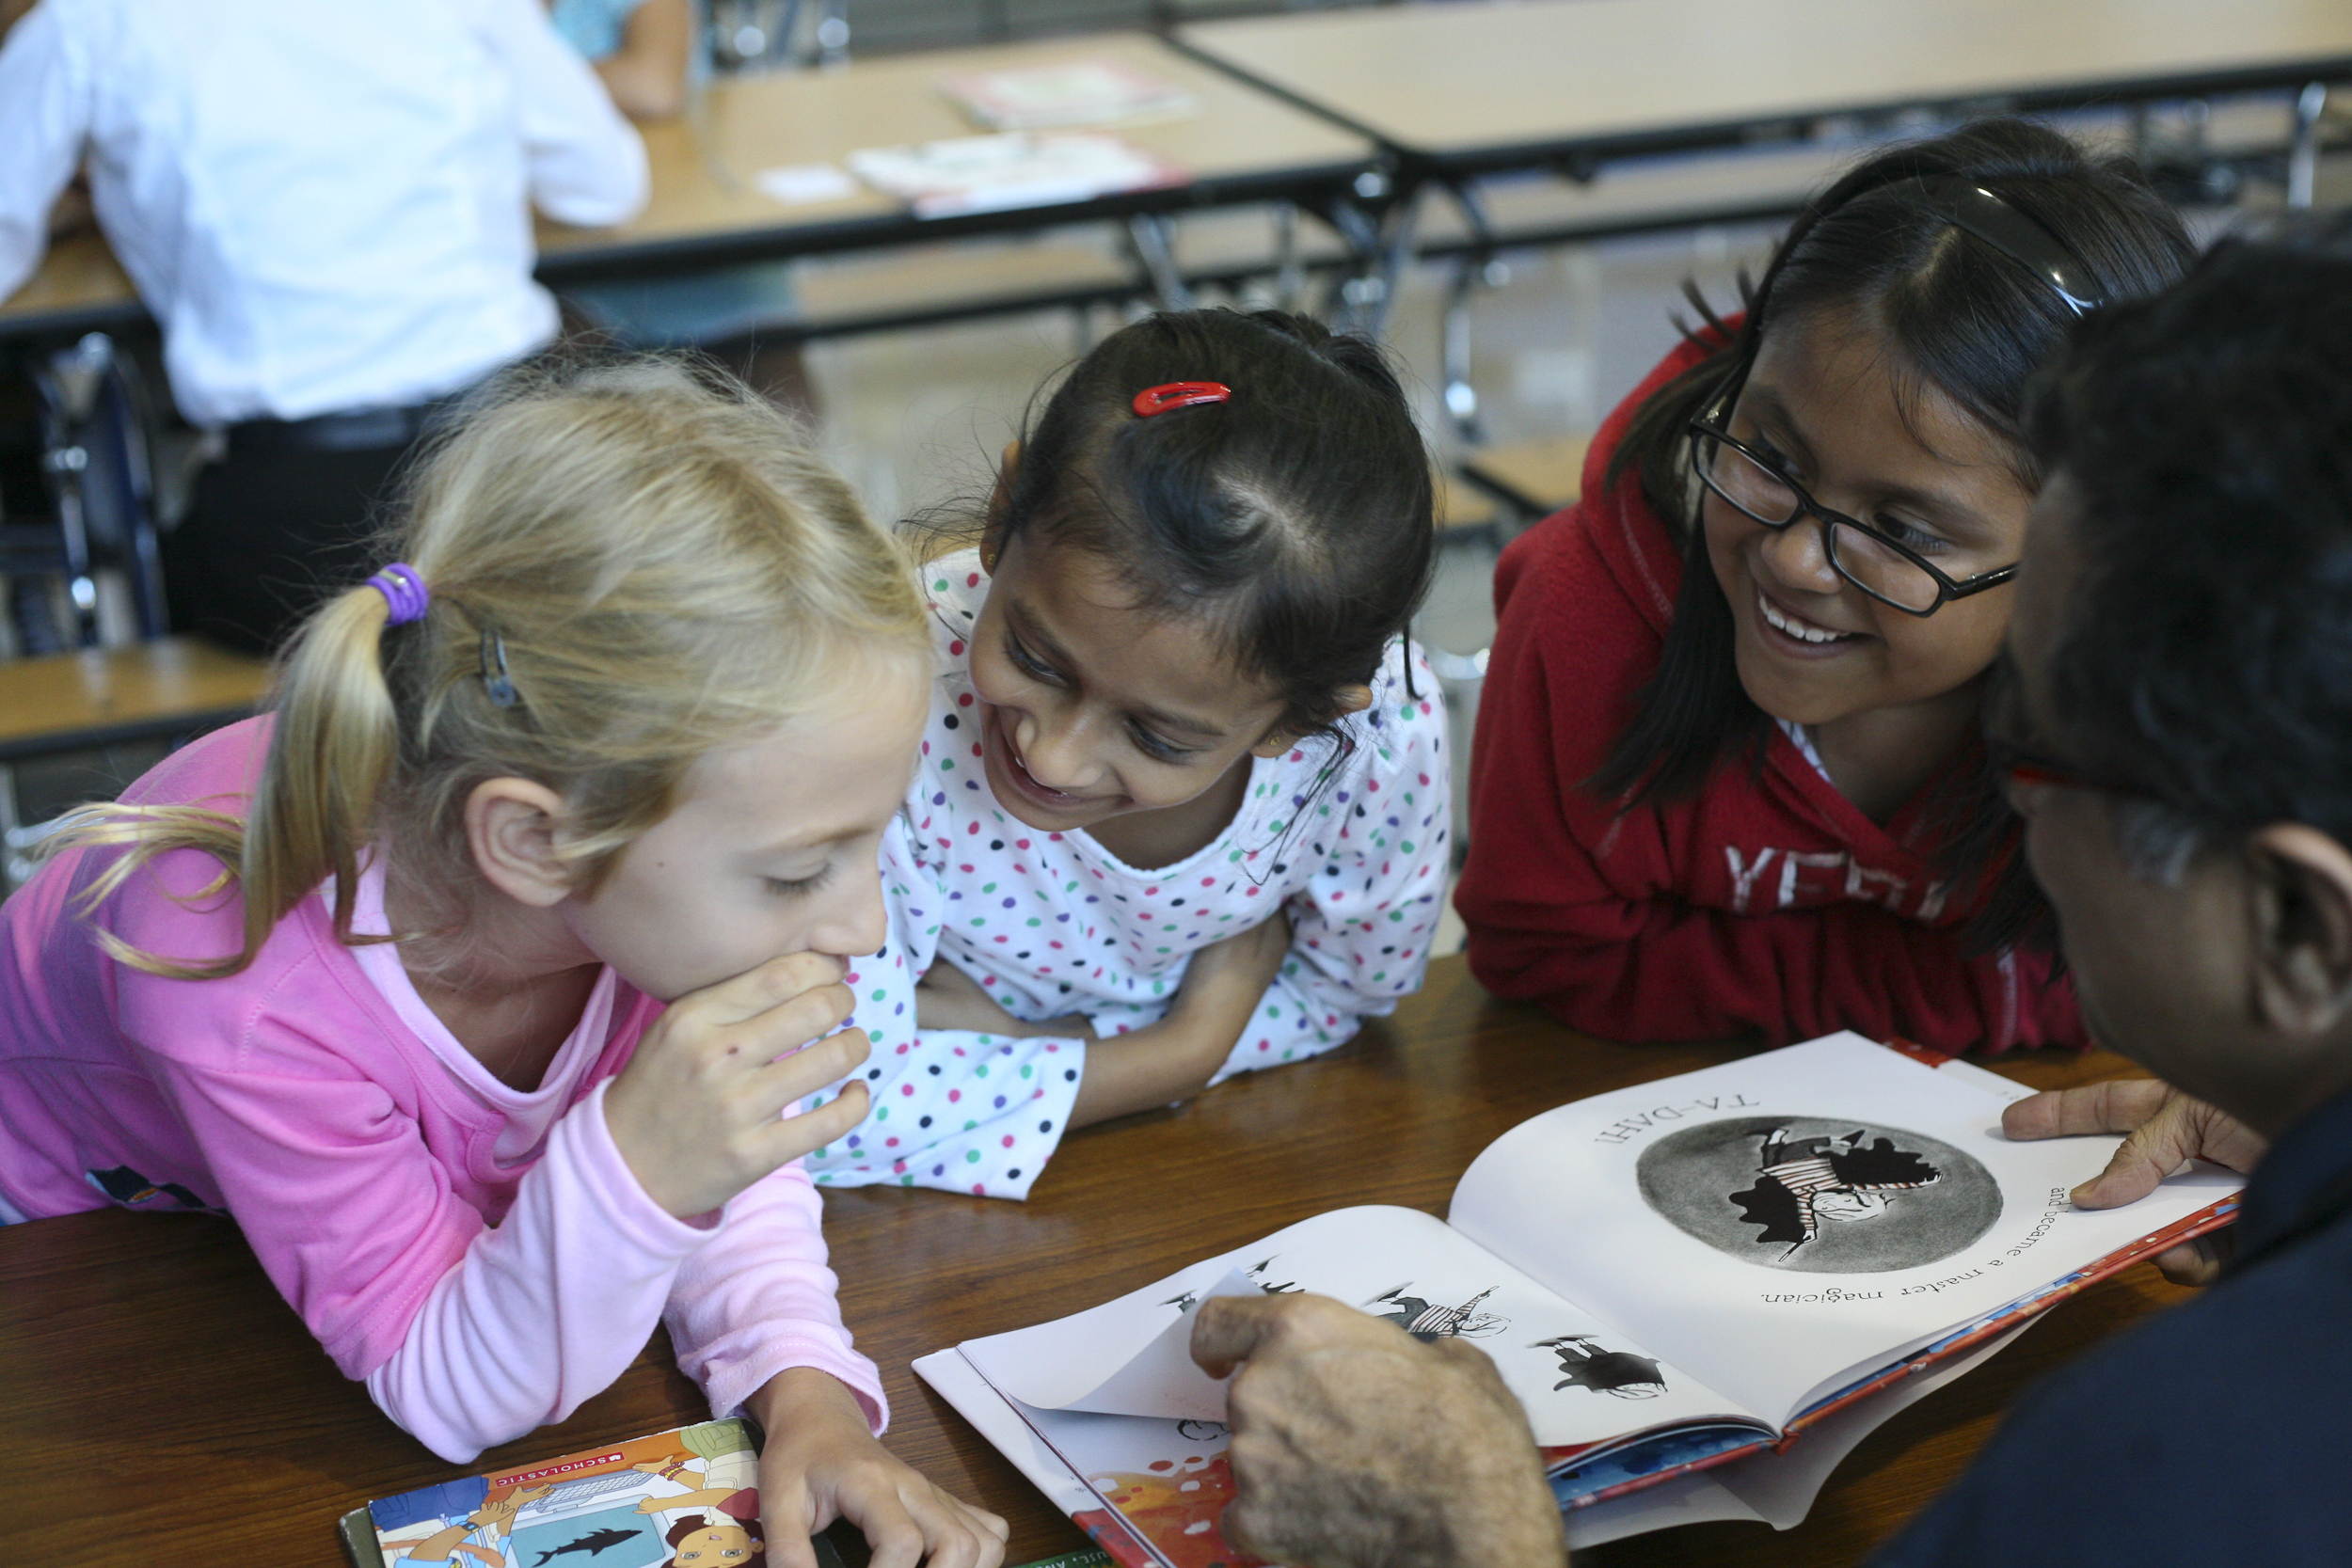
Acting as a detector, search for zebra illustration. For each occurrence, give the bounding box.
[1368,1285,1508,1341]
[1730,1126,1941,1259]
[1161,1257,1300,1314]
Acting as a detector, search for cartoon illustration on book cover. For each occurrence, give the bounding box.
[1635,1116,2003,1274]
[1367,1285,1509,1340]
[371,1421,766,1568]
[1534,1336,1669,1399]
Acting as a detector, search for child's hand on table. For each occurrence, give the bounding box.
[745,1367,1009,1568]
[603,953,875,1219]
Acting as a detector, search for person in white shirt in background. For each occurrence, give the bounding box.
[0,0,647,656]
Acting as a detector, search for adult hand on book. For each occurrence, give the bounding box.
[745,1367,1009,1568]
[2003,1079,2267,1285]
[1190,1292,1567,1568]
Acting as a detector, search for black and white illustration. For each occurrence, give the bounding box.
[1635,1116,2002,1274]
[1161,1256,1299,1313]
[1368,1284,1509,1341]
[1534,1336,1669,1400]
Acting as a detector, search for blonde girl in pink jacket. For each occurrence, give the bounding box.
[0,359,1005,1568]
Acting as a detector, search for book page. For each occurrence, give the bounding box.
[913,1350,1168,1568]
[1560,1316,2036,1548]
[1447,1035,2239,1426]
[960,1204,1772,1449]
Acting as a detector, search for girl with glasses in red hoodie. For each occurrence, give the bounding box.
[1456,119,2191,1054]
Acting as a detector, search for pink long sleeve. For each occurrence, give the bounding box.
[665,1161,889,1433]
[0,720,885,1466]
[365,1080,717,1462]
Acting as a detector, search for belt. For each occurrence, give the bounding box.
[225,398,450,458]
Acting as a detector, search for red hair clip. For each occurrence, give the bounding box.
[1133,382,1231,417]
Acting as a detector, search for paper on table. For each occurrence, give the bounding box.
[845,133,1183,220]
[938,59,1198,131]
[965,1270,1258,1420]
[754,164,858,205]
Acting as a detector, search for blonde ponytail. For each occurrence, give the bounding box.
[67,356,927,979]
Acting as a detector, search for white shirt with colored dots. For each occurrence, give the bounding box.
[804,549,1451,1199]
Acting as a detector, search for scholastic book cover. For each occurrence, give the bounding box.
[917,1037,2241,1566]
[343,1420,777,1568]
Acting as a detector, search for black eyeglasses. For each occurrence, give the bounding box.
[1687,378,2019,617]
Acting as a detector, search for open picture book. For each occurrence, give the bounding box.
[915,1035,2240,1566]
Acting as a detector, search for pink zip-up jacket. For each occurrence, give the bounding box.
[0,718,885,1462]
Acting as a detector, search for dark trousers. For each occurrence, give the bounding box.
[162,431,419,657]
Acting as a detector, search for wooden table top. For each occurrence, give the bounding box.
[541,35,1375,264]
[0,228,138,338]
[0,954,2189,1566]
[0,637,273,762]
[1179,0,2352,166]
[1,35,1374,337]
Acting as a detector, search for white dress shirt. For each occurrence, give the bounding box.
[0,0,648,426]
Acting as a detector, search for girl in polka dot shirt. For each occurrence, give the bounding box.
[806,309,1449,1199]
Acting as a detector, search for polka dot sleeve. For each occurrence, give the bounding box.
[803,1025,1084,1201]
[1206,655,1454,1086]
[800,817,1088,1201]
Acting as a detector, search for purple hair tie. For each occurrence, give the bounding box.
[366,562,430,626]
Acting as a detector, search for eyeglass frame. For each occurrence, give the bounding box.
[1686,366,2021,618]
[1979,652,2159,803]
[1986,736,2152,801]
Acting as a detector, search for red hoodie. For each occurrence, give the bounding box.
[1455,333,2079,1054]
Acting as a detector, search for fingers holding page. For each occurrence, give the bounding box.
[1190,1293,1565,1568]
[1191,1290,1379,1378]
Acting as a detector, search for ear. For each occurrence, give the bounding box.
[465,777,577,909]
[2244,822,2352,1037]
[981,440,1021,574]
[1249,685,1374,758]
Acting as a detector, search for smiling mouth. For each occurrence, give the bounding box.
[1756,590,1861,646]
[987,708,1088,808]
